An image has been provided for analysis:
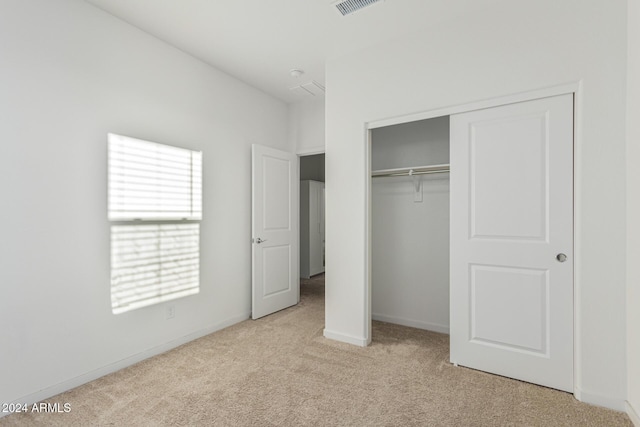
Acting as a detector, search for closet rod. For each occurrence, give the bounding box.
[371,164,450,178]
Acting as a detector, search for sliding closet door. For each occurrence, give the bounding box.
[450,94,574,392]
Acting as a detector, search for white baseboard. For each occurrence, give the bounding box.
[1,312,251,418]
[372,313,450,335]
[627,401,640,427]
[574,386,626,412]
[323,328,369,347]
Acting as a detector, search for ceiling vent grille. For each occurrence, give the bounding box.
[289,81,326,97]
[333,0,384,16]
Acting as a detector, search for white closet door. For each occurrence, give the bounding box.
[450,94,574,392]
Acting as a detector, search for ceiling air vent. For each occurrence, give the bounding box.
[333,0,384,16]
[289,81,326,97]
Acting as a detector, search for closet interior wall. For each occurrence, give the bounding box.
[371,116,450,334]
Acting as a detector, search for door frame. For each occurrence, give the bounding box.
[364,81,582,397]
[297,149,326,296]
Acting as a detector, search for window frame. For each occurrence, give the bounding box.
[107,133,202,314]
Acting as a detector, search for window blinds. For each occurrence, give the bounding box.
[107,133,202,314]
[108,133,202,220]
[110,223,199,314]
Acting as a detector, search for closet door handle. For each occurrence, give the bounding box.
[254,238,267,244]
[556,253,567,262]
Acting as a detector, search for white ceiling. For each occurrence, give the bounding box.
[85,0,503,103]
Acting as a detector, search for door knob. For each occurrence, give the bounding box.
[556,253,567,262]
[255,238,267,244]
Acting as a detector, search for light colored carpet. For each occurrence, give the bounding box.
[1,275,632,426]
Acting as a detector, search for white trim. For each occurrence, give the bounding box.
[572,80,585,403]
[323,328,369,347]
[367,82,581,130]
[297,147,325,156]
[296,154,301,303]
[574,386,626,412]
[627,401,640,427]
[0,312,251,418]
[364,128,372,344]
[372,314,449,335]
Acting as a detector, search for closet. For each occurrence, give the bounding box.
[370,94,575,392]
[371,116,450,334]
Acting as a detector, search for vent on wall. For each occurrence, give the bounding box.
[333,0,384,16]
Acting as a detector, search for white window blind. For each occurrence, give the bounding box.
[108,133,202,220]
[107,133,202,314]
[110,223,199,314]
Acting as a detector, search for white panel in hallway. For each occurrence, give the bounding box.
[300,180,325,279]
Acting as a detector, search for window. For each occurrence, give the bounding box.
[108,133,202,314]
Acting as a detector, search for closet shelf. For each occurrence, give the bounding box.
[371,163,450,178]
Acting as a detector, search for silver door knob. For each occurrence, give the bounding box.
[255,238,267,244]
[556,253,567,262]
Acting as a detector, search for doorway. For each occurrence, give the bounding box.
[371,116,450,334]
[299,153,325,280]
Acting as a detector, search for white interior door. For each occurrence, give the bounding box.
[251,144,298,319]
[450,94,574,392]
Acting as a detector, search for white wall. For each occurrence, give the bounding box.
[288,98,326,154]
[0,0,288,407]
[371,118,450,333]
[325,0,628,410]
[627,0,640,423]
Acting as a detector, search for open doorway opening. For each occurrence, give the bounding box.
[370,117,450,340]
[299,153,326,309]
[300,153,325,279]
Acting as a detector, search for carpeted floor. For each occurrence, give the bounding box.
[0,275,632,426]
